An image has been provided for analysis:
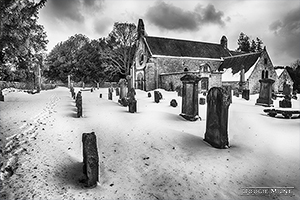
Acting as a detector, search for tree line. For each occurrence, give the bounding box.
[44,22,137,85]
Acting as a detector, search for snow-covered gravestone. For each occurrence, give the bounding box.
[116,87,120,96]
[82,132,99,188]
[119,79,128,100]
[204,87,231,149]
[256,78,275,107]
[180,74,201,121]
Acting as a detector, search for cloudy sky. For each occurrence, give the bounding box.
[37,0,300,66]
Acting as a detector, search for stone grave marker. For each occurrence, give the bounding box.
[119,79,128,100]
[108,87,113,100]
[180,74,201,121]
[127,88,137,113]
[76,91,83,117]
[148,92,151,98]
[82,132,99,188]
[256,78,275,106]
[279,83,292,108]
[115,87,120,96]
[242,89,250,100]
[204,87,231,149]
[154,91,162,103]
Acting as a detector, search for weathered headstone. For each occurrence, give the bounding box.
[204,87,231,149]
[180,74,201,121]
[82,132,99,188]
[154,91,162,103]
[0,90,4,101]
[127,88,137,113]
[76,91,83,117]
[170,99,178,107]
[99,94,102,98]
[256,78,275,106]
[90,88,93,92]
[115,87,120,96]
[108,87,113,100]
[82,82,85,89]
[242,89,250,100]
[279,83,292,108]
[147,92,151,98]
[199,97,205,105]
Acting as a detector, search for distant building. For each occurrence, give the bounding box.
[132,19,278,94]
[275,67,294,92]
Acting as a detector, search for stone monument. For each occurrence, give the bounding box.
[204,87,231,149]
[256,78,275,106]
[180,73,201,121]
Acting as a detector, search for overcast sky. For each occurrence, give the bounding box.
[37,0,300,66]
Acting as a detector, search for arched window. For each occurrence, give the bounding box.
[265,70,269,79]
[261,70,265,79]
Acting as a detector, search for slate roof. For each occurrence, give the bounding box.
[144,36,232,59]
[218,52,261,74]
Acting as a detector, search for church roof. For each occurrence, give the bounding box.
[144,36,232,59]
[218,52,262,74]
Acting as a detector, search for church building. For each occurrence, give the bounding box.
[132,19,278,94]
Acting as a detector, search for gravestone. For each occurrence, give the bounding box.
[99,94,102,98]
[127,88,137,113]
[154,91,162,103]
[96,83,99,89]
[242,89,250,100]
[90,88,93,92]
[82,82,85,89]
[170,99,178,107]
[199,97,205,105]
[233,90,239,97]
[0,90,4,101]
[204,87,231,149]
[119,79,128,100]
[279,84,292,108]
[115,87,120,96]
[256,78,275,106]
[76,91,82,117]
[82,132,99,188]
[108,87,113,100]
[180,74,201,121]
[148,92,151,98]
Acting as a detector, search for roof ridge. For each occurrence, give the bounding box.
[145,35,222,46]
[224,51,261,59]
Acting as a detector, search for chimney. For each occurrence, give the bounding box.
[137,19,145,40]
[220,35,228,49]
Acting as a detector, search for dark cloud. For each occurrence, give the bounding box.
[269,6,300,59]
[44,0,104,23]
[145,1,227,31]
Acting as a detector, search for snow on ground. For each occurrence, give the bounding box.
[0,87,299,200]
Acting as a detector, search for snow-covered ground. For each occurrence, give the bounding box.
[0,87,299,200]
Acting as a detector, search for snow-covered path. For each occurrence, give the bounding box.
[0,87,299,200]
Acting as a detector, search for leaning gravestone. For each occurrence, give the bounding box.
[180,73,201,121]
[0,90,4,101]
[82,132,99,188]
[256,78,275,107]
[127,88,137,113]
[76,91,83,118]
[204,87,231,149]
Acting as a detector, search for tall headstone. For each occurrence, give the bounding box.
[76,91,82,117]
[242,89,250,100]
[180,74,201,121]
[108,87,113,100]
[256,78,275,106]
[204,87,231,149]
[68,75,71,88]
[82,132,99,188]
[127,88,137,113]
[115,87,120,96]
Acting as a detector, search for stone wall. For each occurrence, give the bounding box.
[0,81,56,91]
[248,50,278,94]
[159,72,197,91]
